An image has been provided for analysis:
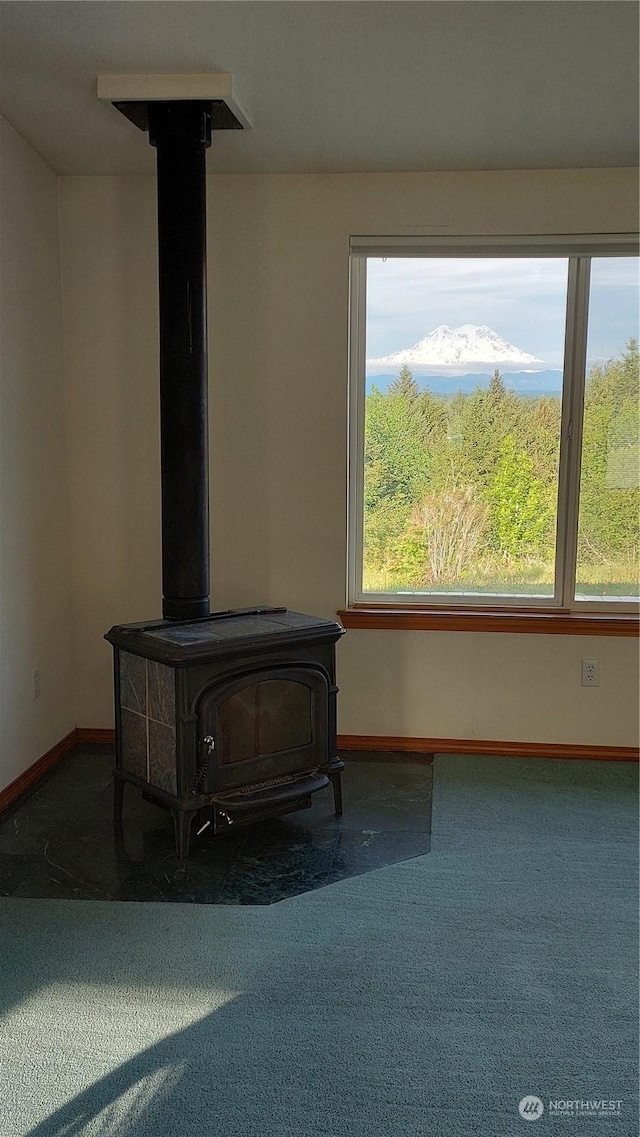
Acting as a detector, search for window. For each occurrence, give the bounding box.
[347,237,639,618]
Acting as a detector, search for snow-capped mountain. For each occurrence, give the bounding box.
[368,324,543,367]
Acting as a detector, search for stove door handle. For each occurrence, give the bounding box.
[191,736,215,795]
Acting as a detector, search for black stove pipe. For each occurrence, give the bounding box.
[148,102,212,621]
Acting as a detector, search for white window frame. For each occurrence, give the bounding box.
[347,234,640,612]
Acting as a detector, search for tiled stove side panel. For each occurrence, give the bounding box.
[119,652,177,794]
[147,660,177,794]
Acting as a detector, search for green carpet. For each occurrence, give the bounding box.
[0,756,637,1137]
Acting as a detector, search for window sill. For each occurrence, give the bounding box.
[338,607,639,636]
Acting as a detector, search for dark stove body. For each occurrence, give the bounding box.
[105,607,345,857]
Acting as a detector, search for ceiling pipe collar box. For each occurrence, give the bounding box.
[97,72,252,131]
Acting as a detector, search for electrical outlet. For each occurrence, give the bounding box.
[32,669,41,699]
[581,659,599,687]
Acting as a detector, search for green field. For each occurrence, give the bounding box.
[363,564,640,599]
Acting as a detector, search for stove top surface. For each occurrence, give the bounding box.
[105,606,344,663]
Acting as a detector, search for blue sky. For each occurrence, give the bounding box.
[588,257,640,367]
[366,256,639,371]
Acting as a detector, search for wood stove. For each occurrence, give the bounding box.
[102,81,345,857]
[106,607,344,858]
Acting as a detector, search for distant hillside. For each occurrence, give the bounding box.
[365,371,563,397]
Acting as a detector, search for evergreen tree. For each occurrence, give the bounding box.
[388,363,420,400]
[363,382,432,575]
[488,368,506,401]
[417,384,448,439]
[455,387,503,490]
[578,339,639,564]
[487,435,551,560]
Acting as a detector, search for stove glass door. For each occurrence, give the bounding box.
[199,666,329,791]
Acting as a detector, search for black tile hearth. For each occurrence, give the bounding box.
[0,747,432,905]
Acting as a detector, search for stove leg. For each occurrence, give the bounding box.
[172,808,196,860]
[329,770,343,817]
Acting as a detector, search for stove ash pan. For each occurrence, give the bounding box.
[105,607,345,858]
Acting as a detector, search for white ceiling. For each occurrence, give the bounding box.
[0,1,637,176]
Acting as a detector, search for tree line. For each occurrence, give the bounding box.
[364,340,639,592]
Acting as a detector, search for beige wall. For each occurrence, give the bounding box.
[58,168,639,746]
[0,118,74,791]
